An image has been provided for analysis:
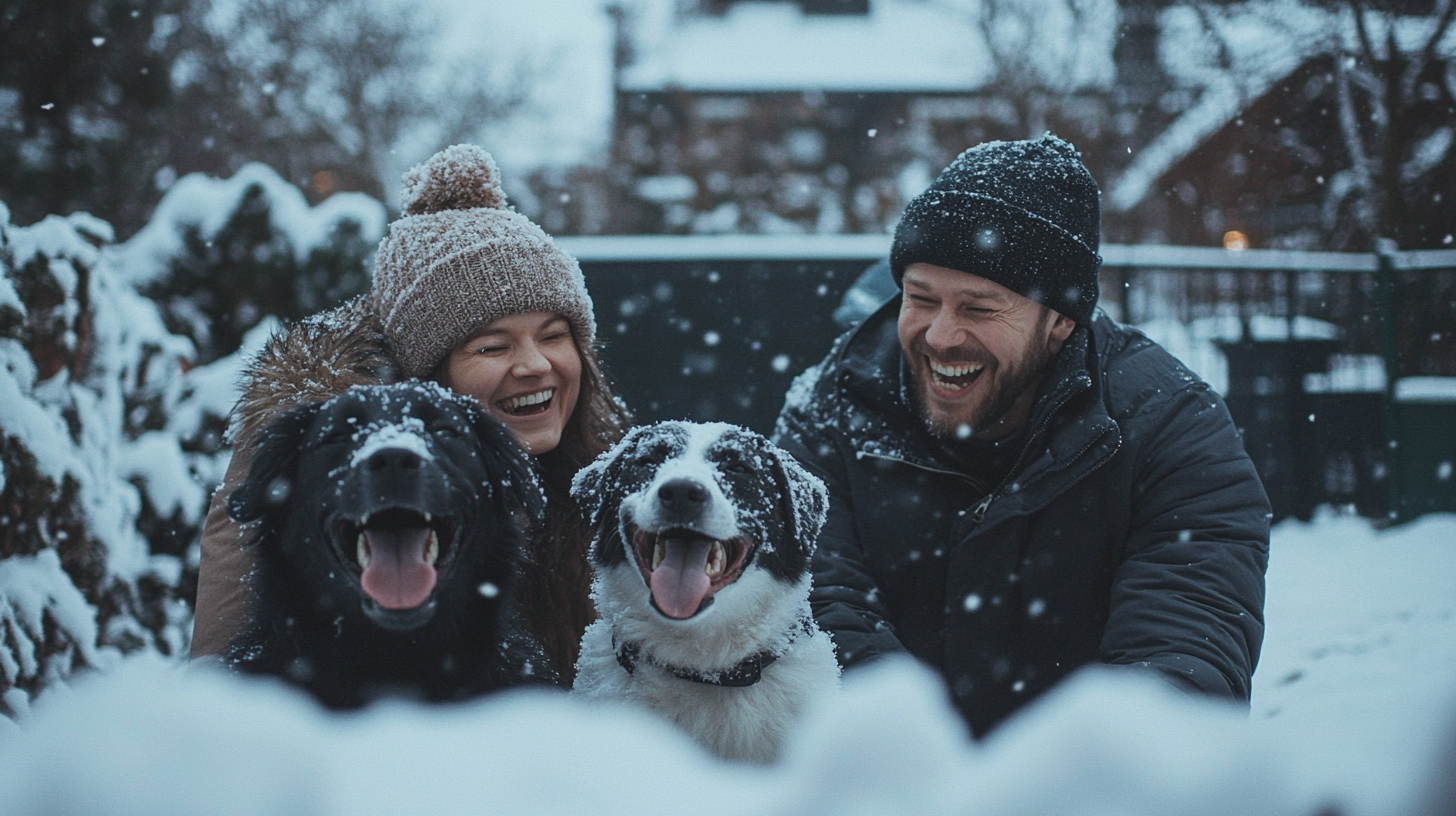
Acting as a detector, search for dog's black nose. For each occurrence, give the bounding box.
[657,478,708,511]
[366,447,422,473]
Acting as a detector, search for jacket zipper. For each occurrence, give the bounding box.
[970,491,995,522]
[968,375,1090,524]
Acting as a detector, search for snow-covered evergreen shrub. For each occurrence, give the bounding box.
[0,206,196,715]
[0,166,384,715]
[115,162,386,365]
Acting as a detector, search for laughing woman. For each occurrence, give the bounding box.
[191,145,630,681]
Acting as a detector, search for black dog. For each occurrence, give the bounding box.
[225,382,545,709]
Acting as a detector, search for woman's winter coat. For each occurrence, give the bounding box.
[192,297,402,658]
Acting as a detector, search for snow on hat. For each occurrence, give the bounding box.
[371,144,596,379]
[890,134,1102,324]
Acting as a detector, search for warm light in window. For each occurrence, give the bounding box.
[1223,230,1249,251]
[311,171,338,197]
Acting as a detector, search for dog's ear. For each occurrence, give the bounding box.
[468,409,546,521]
[568,454,611,529]
[767,444,829,554]
[227,401,323,526]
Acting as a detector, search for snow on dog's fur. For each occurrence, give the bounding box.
[570,420,840,763]
[225,382,546,709]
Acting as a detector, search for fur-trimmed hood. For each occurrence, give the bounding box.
[228,296,404,452]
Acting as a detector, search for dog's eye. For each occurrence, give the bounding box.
[634,447,668,466]
[319,425,352,445]
[721,460,754,476]
[430,422,462,439]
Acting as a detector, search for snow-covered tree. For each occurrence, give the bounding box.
[116,164,386,365]
[0,0,191,235]
[953,0,1122,138]
[168,0,534,208]
[1328,0,1456,249]
[1162,0,1456,250]
[0,0,532,238]
[0,166,385,714]
[1,206,196,715]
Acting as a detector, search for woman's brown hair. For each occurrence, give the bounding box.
[518,340,629,680]
[434,334,630,682]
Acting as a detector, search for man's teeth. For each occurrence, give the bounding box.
[501,389,553,412]
[930,360,983,391]
[929,360,983,378]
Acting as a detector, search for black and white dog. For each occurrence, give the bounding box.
[226,382,546,709]
[570,420,840,763]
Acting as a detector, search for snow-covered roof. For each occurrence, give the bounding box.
[1109,2,1456,213]
[617,0,1116,93]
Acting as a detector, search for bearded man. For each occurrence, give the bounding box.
[774,135,1270,738]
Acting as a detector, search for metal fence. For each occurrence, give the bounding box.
[561,236,1456,523]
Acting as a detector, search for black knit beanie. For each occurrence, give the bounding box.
[890,134,1102,324]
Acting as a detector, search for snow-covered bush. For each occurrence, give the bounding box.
[115,162,386,365]
[0,165,385,715]
[0,205,196,715]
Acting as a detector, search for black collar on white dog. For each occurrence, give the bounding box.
[614,617,814,688]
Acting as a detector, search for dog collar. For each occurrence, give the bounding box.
[613,617,814,688]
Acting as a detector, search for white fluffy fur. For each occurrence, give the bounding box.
[572,422,841,763]
[576,565,841,763]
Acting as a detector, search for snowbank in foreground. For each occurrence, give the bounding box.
[4,515,1454,816]
[2,656,1323,816]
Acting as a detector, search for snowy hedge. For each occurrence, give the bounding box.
[0,166,385,714]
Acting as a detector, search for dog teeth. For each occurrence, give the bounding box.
[706,541,726,578]
[425,529,439,566]
[652,538,665,570]
[356,533,371,569]
[424,512,432,524]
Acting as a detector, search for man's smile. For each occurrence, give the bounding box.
[927,358,986,392]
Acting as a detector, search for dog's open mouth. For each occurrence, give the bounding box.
[338,508,457,613]
[628,525,752,620]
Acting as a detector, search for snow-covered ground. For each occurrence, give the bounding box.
[1251,512,1456,816]
[2,512,1453,816]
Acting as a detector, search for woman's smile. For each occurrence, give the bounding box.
[444,312,583,454]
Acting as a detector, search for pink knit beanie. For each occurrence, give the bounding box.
[371,144,596,379]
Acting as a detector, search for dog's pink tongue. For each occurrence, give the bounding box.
[649,537,713,620]
[360,527,437,610]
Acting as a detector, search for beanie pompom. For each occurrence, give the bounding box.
[401,144,506,216]
[376,143,596,378]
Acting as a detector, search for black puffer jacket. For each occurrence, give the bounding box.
[773,299,1269,737]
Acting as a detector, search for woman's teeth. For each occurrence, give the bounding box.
[499,389,554,415]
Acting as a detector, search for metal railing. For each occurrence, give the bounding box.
[560,236,1456,522]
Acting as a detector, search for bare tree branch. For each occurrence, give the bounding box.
[1348,0,1377,63]
[1421,0,1456,64]
[169,0,536,203]
[1334,39,1374,203]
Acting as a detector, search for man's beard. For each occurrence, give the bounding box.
[907,330,1056,440]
